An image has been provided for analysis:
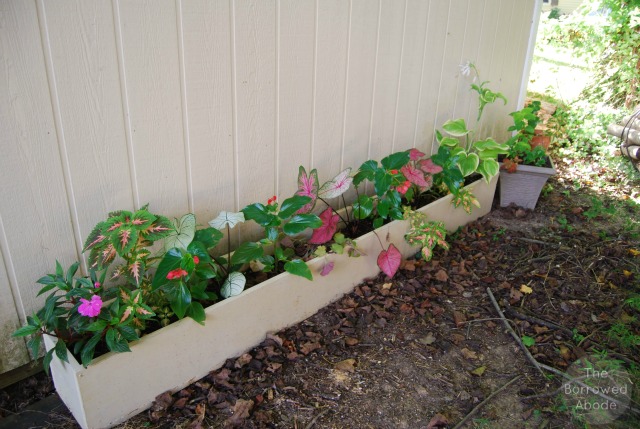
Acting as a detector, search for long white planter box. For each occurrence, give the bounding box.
[45,175,497,429]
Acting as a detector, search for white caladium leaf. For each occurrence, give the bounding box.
[164,213,196,251]
[209,211,245,230]
[221,272,246,299]
[318,168,353,199]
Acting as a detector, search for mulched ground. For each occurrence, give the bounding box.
[2,156,639,429]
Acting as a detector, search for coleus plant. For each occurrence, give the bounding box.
[403,208,449,261]
[241,194,322,280]
[83,205,173,285]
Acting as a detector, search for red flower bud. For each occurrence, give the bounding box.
[193,256,200,264]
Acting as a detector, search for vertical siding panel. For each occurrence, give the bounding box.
[452,0,485,122]
[180,0,235,226]
[482,0,525,140]
[117,0,189,217]
[432,0,468,147]
[43,0,134,252]
[278,0,315,198]
[234,0,277,240]
[342,0,379,170]
[0,1,77,324]
[415,1,449,152]
[394,0,429,152]
[369,0,405,160]
[0,236,30,372]
[466,0,499,139]
[313,0,349,183]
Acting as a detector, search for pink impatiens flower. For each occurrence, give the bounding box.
[78,295,102,317]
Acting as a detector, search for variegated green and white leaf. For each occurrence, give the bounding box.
[221,272,246,299]
[209,211,245,231]
[164,213,196,251]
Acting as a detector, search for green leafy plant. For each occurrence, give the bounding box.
[12,261,154,371]
[607,322,640,349]
[501,101,549,173]
[241,195,322,280]
[430,64,509,210]
[151,212,251,325]
[583,196,617,220]
[522,335,536,347]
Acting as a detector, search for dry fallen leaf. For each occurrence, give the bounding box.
[234,353,252,368]
[453,310,466,328]
[510,288,523,303]
[426,413,449,429]
[435,269,449,282]
[461,348,478,360]
[418,332,436,345]
[470,366,486,376]
[225,399,254,427]
[628,248,640,256]
[345,337,359,346]
[335,358,357,373]
[520,284,533,294]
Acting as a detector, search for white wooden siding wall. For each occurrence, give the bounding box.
[0,0,536,373]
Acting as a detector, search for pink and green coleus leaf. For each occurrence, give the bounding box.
[83,222,108,252]
[295,166,319,214]
[111,225,139,256]
[309,208,340,244]
[377,244,401,278]
[130,209,155,230]
[400,164,430,187]
[144,215,173,241]
[318,168,353,199]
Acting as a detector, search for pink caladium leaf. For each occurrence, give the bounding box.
[419,159,443,174]
[319,261,334,276]
[318,168,353,199]
[400,164,430,187]
[409,148,426,160]
[295,166,319,214]
[309,208,340,244]
[377,244,401,278]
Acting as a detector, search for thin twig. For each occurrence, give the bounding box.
[304,408,330,429]
[486,288,546,378]
[503,306,573,337]
[452,375,521,429]
[513,237,559,247]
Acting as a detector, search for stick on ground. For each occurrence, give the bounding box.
[486,287,546,378]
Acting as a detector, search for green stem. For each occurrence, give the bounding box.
[226,225,231,275]
[341,194,351,224]
[318,197,348,225]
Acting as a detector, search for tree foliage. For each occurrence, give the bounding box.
[545,0,640,109]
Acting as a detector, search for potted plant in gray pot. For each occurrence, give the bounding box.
[499,101,556,209]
